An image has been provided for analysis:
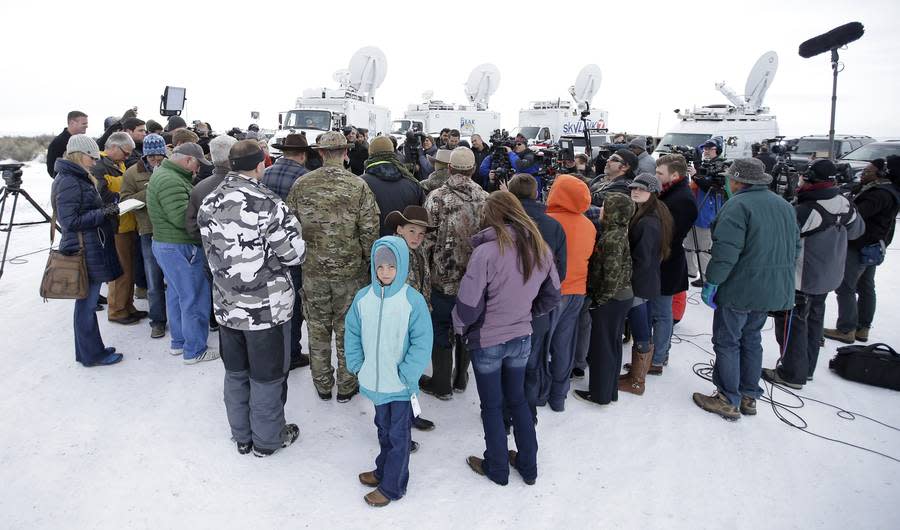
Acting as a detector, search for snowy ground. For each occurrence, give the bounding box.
[1,162,898,530]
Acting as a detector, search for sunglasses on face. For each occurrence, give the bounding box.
[608,156,623,163]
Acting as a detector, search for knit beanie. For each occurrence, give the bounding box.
[66,134,100,159]
[374,246,396,269]
[368,136,394,156]
[142,134,167,157]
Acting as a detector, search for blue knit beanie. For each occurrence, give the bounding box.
[142,134,167,157]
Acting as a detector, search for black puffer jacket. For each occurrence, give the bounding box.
[629,211,661,300]
[851,180,900,249]
[51,159,122,283]
[362,162,426,236]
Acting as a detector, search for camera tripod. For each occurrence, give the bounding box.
[0,180,55,281]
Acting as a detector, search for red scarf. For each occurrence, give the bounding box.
[798,181,835,193]
[662,174,686,194]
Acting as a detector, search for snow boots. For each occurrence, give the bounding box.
[823,328,855,344]
[252,423,300,457]
[692,392,740,421]
[421,346,453,400]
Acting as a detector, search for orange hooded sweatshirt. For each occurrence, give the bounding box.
[546,174,596,295]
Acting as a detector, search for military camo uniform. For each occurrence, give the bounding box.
[197,172,306,330]
[407,245,432,310]
[286,158,380,394]
[423,172,489,297]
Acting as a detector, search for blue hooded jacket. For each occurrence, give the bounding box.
[344,236,433,406]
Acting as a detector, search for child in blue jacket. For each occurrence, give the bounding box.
[345,236,433,507]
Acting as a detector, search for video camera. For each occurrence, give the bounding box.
[762,137,800,201]
[1,163,24,188]
[489,129,515,183]
[696,158,731,189]
[662,144,697,164]
[403,129,426,165]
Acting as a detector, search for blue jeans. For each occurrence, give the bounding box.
[627,300,651,352]
[373,400,412,500]
[649,295,674,365]
[471,335,537,485]
[152,241,210,359]
[74,281,107,365]
[140,234,166,325]
[711,305,767,407]
[547,294,584,409]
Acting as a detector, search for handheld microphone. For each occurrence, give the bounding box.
[799,22,865,58]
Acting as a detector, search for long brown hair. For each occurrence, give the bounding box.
[481,191,549,282]
[631,193,674,261]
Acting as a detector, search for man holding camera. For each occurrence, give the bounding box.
[761,160,863,389]
[478,134,541,192]
[686,138,727,287]
[694,158,799,420]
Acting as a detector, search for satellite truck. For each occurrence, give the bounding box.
[392,64,502,140]
[654,51,780,160]
[269,47,391,156]
[513,65,609,145]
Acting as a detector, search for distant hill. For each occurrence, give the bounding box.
[0,135,53,162]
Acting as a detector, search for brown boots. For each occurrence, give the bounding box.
[619,345,653,396]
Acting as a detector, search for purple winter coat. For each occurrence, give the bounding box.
[452,225,561,350]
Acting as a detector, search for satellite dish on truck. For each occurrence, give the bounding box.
[744,51,778,112]
[348,46,388,100]
[569,64,602,109]
[464,63,501,109]
[715,51,778,114]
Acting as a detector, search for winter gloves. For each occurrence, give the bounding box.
[701,283,718,309]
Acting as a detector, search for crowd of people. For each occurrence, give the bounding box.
[46,108,900,507]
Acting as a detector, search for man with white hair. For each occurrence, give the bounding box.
[147,142,220,364]
[92,131,145,325]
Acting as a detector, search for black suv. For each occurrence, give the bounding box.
[789,134,875,171]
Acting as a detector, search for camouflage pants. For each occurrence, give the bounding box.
[301,274,366,394]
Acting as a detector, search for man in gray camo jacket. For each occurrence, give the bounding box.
[198,140,306,458]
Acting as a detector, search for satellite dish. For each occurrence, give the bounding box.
[332,69,351,86]
[348,46,388,99]
[464,63,501,109]
[744,51,778,111]
[570,64,602,105]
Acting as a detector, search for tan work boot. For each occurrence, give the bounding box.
[358,470,380,487]
[364,489,391,507]
[740,396,757,416]
[619,346,653,395]
[693,391,740,421]
[823,328,855,344]
[855,327,869,343]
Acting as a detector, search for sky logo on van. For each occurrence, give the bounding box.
[562,119,605,134]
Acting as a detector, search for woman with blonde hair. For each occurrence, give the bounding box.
[453,191,561,487]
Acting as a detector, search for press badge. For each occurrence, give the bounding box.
[410,393,421,418]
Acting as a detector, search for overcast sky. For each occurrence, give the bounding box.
[2,0,898,139]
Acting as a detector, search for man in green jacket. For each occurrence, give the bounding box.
[693,158,800,421]
[147,142,219,364]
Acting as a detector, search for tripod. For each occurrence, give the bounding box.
[0,180,56,280]
[690,184,725,285]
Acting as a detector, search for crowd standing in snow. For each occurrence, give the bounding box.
[47,110,900,507]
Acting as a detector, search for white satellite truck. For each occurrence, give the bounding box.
[513,65,609,145]
[270,47,391,156]
[392,64,502,140]
[654,51,780,160]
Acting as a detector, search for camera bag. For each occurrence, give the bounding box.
[829,342,900,391]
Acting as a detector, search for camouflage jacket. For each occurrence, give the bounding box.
[420,167,450,195]
[424,172,489,296]
[286,159,380,280]
[197,172,306,331]
[586,193,634,305]
[407,245,432,310]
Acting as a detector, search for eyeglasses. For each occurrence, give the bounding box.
[515,143,524,146]
[118,146,133,157]
[608,156,623,163]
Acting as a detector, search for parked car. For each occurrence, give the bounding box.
[839,141,900,180]
[790,134,875,171]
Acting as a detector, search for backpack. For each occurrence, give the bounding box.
[829,343,900,391]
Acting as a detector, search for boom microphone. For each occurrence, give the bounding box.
[798,22,865,58]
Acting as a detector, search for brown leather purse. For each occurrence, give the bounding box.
[39,204,88,300]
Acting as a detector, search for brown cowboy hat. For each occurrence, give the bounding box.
[271,133,310,152]
[384,205,435,234]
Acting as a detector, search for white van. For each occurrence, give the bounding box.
[654,105,778,160]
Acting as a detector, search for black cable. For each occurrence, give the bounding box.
[683,338,900,463]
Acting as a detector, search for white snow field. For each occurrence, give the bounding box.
[0,162,898,529]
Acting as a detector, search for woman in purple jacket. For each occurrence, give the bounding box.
[453,191,561,487]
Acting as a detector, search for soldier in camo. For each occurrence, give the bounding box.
[420,149,452,195]
[286,131,380,402]
[421,147,490,398]
[197,140,306,456]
